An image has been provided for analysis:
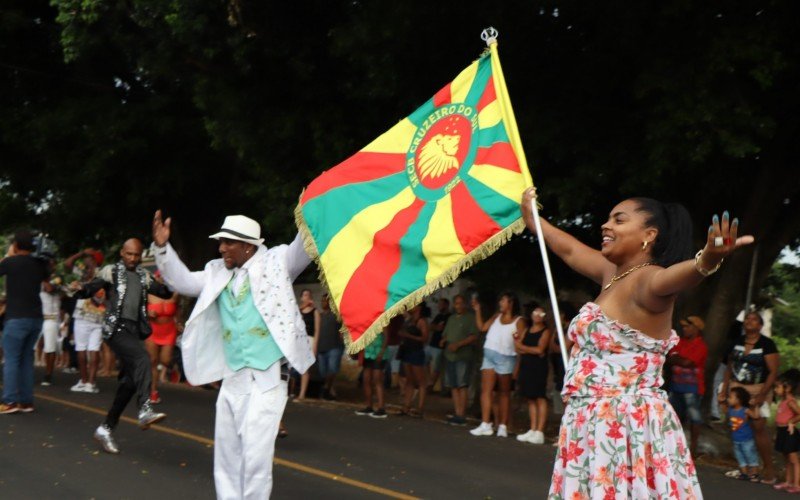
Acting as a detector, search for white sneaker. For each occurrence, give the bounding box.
[496,424,508,438]
[469,422,494,436]
[70,381,86,392]
[531,430,545,444]
[516,430,535,443]
[83,383,99,393]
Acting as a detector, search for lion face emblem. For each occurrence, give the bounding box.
[417,134,461,180]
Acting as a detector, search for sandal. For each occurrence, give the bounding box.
[739,474,755,481]
[786,486,800,493]
[759,477,777,485]
[774,482,792,490]
[724,470,742,479]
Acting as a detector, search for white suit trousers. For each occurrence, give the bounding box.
[214,376,288,500]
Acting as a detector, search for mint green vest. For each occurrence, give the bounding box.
[217,275,283,371]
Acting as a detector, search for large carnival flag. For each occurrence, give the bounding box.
[296,39,533,353]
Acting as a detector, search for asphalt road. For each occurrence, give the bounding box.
[0,375,781,499]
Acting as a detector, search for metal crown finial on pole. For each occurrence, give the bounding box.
[481,27,499,46]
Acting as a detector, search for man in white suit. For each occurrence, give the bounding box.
[151,210,314,499]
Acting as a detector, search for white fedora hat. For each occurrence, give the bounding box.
[209,215,265,245]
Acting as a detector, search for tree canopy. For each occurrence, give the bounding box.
[2,1,799,357]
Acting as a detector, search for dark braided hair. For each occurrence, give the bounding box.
[630,198,693,267]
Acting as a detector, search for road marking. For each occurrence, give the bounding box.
[35,393,420,500]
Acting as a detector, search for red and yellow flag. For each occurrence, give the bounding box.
[296,42,533,353]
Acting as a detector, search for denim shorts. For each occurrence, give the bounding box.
[317,347,343,378]
[445,360,471,388]
[669,391,703,425]
[480,348,516,375]
[424,345,443,372]
[733,439,760,468]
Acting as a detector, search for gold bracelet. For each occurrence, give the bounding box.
[695,250,723,277]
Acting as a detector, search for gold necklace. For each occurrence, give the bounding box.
[603,262,653,291]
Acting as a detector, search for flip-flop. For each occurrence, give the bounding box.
[759,477,777,485]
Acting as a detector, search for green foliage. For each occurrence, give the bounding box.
[1,0,799,282]
[774,336,800,371]
[763,261,800,340]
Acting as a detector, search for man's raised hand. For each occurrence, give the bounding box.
[153,210,171,248]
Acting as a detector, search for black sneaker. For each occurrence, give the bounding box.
[447,415,467,426]
[369,408,388,419]
[354,407,374,416]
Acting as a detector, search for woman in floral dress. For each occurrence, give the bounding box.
[520,190,753,499]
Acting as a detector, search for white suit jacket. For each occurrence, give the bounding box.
[153,234,314,386]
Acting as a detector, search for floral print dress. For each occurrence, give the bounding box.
[549,303,703,500]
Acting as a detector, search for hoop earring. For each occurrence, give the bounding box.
[642,241,649,251]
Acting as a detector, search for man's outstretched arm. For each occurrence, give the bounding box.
[286,233,312,282]
[152,210,206,298]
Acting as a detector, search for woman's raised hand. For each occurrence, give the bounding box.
[520,187,538,234]
[700,211,755,270]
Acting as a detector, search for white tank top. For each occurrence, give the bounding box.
[483,315,521,356]
[40,289,61,318]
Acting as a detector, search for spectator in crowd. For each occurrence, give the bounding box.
[70,289,106,393]
[295,289,319,401]
[64,248,116,377]
[726,387,760,481]
[426,298,450,393]
[0,230,49,414]
[515,303,551,444]
[64,248,104,283]
[440,295,477,426]
[773,369,800,492]
[145,271,179,404]
[355,330,389,418]
[666,315,708,457]
[383,315,404,389]
[40,271,62,386]
[548,302,575,395]
[398,304,429,417]
[56,309,71,371]
[470,292,524,438]
[719,311,780,484]
[710,319,744,424]
[0,295,6,362]
[71,238,171,454]
[316,293,343,400]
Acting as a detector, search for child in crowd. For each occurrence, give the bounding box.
[727,387,760,481]
[774,369,800,492]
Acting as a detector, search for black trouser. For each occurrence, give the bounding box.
[104,320,151,429]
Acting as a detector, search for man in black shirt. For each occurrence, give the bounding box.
[71,238,173,454]
[0,230,49,414]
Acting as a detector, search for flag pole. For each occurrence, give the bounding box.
[480,27,569,366]
[529,199,569,367]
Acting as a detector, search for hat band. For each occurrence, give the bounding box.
[218,228,259,241]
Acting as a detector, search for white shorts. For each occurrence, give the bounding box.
[42,319,60,354]
[74,319,103,351]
